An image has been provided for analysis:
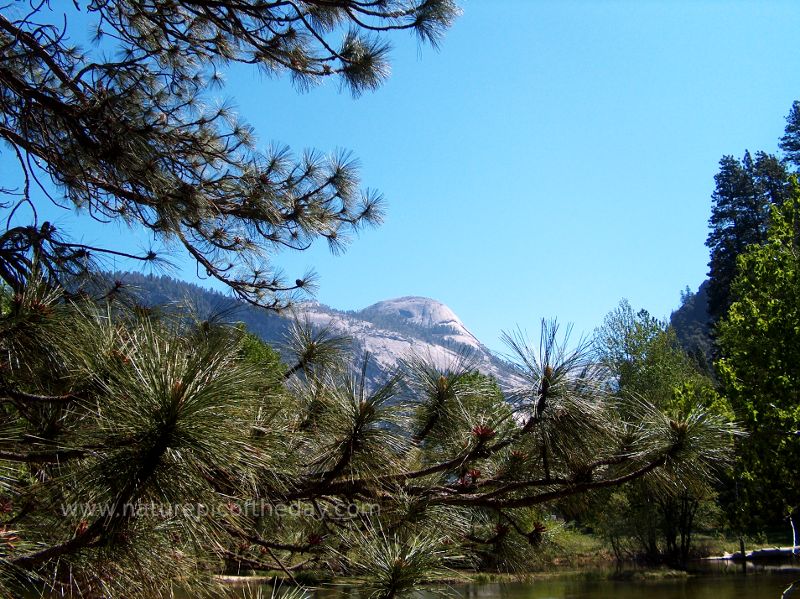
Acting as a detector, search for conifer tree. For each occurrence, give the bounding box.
[0,289,740,597]
[0,0,459,308]
[779,100,800,170]
[705,151,790,325]
[0,3,745,596]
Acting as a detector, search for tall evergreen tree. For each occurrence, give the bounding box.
[753,151,793,206]
[705,151,790,325]
[779,100,800,170]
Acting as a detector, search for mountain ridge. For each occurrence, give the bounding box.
[105,272,519,387]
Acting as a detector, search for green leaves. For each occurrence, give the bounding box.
[588,299,740,564]
[716,183,800,528]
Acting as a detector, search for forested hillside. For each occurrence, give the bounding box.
[108,272,519,386]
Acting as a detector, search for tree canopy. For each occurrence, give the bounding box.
[716,181,800,529]
[0,0,459,308]
[779,101,800,170]
[0,3,755,596]
[705,151,791,326]
[591,300,733,566]
[0,289,740,597]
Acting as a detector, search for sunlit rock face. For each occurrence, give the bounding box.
[359,296,483,350]
[108,273,520,390]
[292,296,517,388]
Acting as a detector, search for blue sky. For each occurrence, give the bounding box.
[8,1,800,353]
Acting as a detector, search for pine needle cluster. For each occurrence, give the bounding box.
[0,282,740,597]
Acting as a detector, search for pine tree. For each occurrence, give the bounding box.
[0,1,459,308]
[779,100,800,170]
[705,151,790,325]
[0,289,740,597]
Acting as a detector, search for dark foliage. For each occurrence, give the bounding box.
[670,281,712,374]
[780,101,800,169]
[705,151,791,326]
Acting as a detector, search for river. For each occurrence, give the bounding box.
[310,562,800,599]
[429,574,798,599]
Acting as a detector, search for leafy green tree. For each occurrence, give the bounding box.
[591,301,733,566]
[716,181,800,530]
[0,1,459,307]
[594,299,714,406]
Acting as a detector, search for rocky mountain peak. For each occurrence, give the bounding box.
[107,273,518,388]
[361,296,462,326]
[356,296,481,350]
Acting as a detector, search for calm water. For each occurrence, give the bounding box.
[422,575,798,599]
[309,563,800,599]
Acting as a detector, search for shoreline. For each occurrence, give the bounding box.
[705,546,800,562]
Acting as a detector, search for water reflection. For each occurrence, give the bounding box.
[307,563,800,599]
[440,576,798,599]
